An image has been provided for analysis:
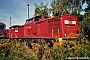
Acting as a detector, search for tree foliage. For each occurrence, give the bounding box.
[34,0,87,16]
[84,0,90,12]
[51,0,83,16]
[34,3,50,17]
[34,0,90,16]
[79,11,90,39]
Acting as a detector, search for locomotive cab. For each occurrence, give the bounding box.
[25,16,41,24]
[61,15,78,38]
[0,22,6,37]
[25,16,48,24]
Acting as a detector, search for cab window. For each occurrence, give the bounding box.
[25,19,32,24]
[0,25,4,29]
[34,16,40,22]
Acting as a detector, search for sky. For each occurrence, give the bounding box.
[0,0,52,29]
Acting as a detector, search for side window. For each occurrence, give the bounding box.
[34,16,40,22]
[29,20,32,23]
[0,25,4,29]
[25,19,32,24]
[25,21,28,24]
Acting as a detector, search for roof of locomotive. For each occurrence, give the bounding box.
[26,16,49,21]
[10,25,21,28]
[26,14,77,22]
[0,22,5,25]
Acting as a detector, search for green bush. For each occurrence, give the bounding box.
[0,38,90,60]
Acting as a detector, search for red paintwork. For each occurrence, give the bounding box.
[6,14,78,39]
[0,22,6,36]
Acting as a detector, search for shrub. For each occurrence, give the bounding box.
[0,38,90,60]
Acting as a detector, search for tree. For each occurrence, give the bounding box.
[51,0,84,16]
[51,0,69,16]
[79,11,90,39]
[84,0,90,12]
[34,0,90,16]
[34,3,50,17]
[79,0,90,39]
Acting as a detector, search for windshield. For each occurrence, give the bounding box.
[0,25,4,29]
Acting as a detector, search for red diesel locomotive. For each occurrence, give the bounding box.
[6,14,79,40]
[0,22,6,38]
